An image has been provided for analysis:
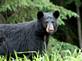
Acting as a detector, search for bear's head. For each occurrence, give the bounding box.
[37,11,60,34]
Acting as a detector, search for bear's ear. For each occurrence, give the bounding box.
[37,11,44,20]
[53,11,60,19]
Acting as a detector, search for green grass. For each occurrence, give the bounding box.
[0,37,82,61]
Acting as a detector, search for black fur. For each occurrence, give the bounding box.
[0,11,59,59]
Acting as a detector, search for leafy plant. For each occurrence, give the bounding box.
[0,0,78,24]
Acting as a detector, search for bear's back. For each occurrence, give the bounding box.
[0,20,36,31]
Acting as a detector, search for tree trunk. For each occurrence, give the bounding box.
[76,5,82,48]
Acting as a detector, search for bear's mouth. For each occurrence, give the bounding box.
[46,27,57,34]
[46,28,54,34]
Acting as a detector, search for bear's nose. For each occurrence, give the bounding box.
[46,24,54,33]
[48,27,54,32]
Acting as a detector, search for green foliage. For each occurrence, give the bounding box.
[52,0,81,7]
[0,0,78,25]
[48,37,78,52]
[63,0,81,6]
[74,0,81,6]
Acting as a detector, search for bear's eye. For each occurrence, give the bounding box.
[51,21,54,23]
[45,21,48,23]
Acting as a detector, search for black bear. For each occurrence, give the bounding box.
[0,11,59,58]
